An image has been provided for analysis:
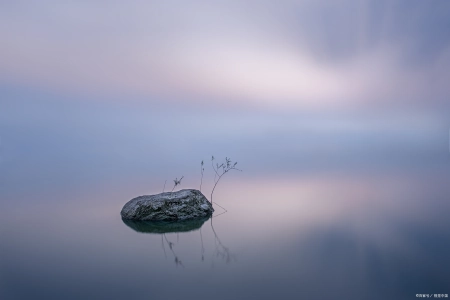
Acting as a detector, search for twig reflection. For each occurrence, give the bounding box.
[210,216,236,265]
[163,233,184,268]
[122,216,235,268]
[200,227,205,261]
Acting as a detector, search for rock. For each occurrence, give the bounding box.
[120,189,214,221]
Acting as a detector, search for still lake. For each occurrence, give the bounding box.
[2,171,450,300]
[1,97,449,299]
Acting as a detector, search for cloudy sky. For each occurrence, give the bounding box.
[0,0,449,190]
[1,0,450,112]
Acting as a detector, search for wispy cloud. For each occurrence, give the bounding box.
[1,0,449,111]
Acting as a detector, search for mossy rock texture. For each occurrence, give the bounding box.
[120,189,214,221]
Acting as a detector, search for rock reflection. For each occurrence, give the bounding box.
[123,217,209,267]
[122,216,235,267]
[122,217,209,234]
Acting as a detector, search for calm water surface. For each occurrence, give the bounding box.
[1,97,449,299]
[2,171,450,300]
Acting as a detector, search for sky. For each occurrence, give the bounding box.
[0,0,449,191]
[1,0,450,111]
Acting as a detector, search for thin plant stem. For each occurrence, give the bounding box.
[200,161,204,192]
[209,156,241,207]
[171,176,184,192]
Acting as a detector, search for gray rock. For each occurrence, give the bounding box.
[120,189,214,221]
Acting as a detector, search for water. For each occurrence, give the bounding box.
[2,171,449,300]
[1,94,450,299]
